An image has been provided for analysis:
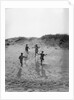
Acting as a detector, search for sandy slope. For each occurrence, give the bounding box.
[5,40,69,92]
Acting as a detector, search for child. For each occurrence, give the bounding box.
[38,51,47,66]
[25,44,30,54]
[19,53,27,67]
[33,44,40,57]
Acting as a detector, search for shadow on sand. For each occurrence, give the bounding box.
[35,61,48,79]
[17,68,22,78]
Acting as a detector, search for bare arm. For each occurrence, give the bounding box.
[23,56,27,58]
[38,53,41,55]
[28,47,30,49]
[44,54,47,56]
[19,56,20,59]
[32,47,35,48]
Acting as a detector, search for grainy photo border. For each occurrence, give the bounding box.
[0,0,74,100]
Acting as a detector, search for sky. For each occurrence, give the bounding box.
[5,8,69,39]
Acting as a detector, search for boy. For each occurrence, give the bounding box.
[25,44,30,54]
[38,51,47,66]
[33,44,40,57]
[19,53,27,67]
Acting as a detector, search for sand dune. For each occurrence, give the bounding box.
[5,35,69,92]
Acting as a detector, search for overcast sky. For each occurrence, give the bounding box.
[5,8,69,39]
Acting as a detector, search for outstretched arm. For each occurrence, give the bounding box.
[23,56,27,58]
[28,47,30,49]
[38,53,41,55]
[44,54,47,56]
[32,47,35,48]
[19,56,20,59]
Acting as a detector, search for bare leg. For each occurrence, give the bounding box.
[35,53,36,57]
[21,62,23,67]
[41,59,43,66]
